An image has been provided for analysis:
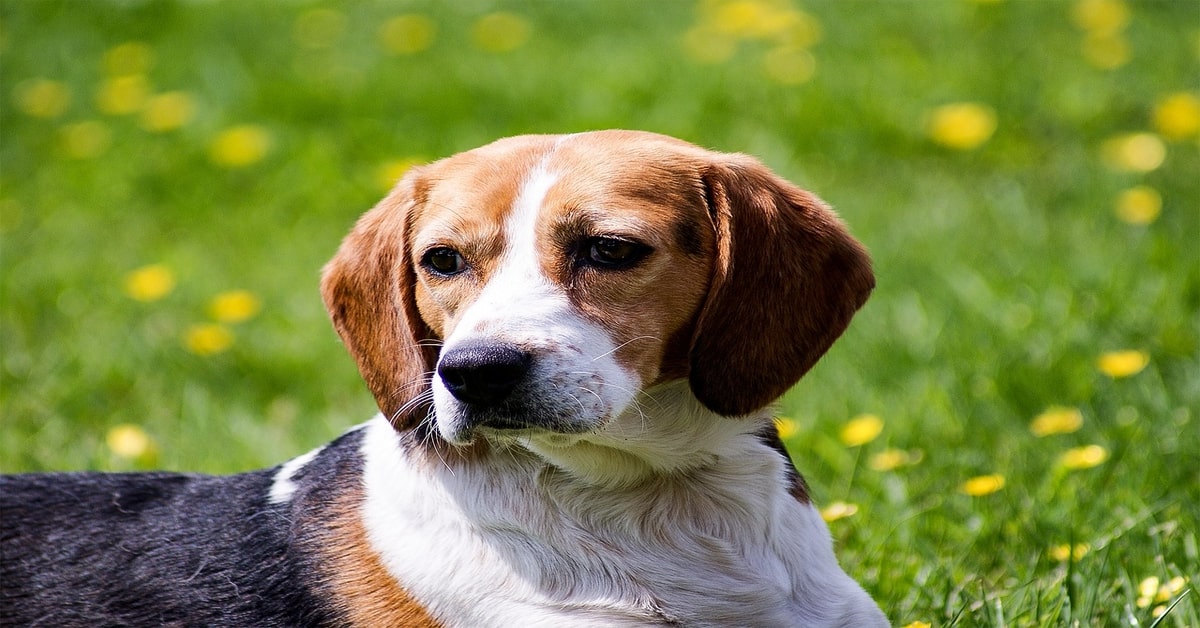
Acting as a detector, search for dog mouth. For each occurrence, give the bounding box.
[430,340,630,446]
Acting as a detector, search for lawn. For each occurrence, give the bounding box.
[1,0,1197,625]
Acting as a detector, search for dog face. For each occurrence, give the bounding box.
[322,131,873,457]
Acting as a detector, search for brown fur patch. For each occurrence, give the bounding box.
[321,491,443,627]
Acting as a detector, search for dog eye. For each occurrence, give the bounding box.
[422,247,467,276]
[583,237,649,269]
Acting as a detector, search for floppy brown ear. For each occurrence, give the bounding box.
[689,156,874,417]
[320,172,439,429]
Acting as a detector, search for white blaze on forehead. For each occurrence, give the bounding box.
[446,154,563,341]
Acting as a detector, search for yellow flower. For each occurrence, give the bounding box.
[1059,445,1109,470]
[1030,407,1084,437]
[209,290,261,324]
[60,121,112,159]
[1097,349,1149,378]
[124,264,176,302]
[471,12,532,53]
[840,414,883,447]
[1081,33,1130,70]
[184,323,234,356]
[774,417,798,440]
[1101,133,1165,172]
[1137,576,1160,606]
[1071,0,1130,36]
[14,78,71,118]
[1115,186,1162,225]
[141,91,196,132]
[762,46,816,85]
[927,102,997,150]
[379,14,437,55]
[961,474,1006,496]
[902,622,932,628]
[209,125,271,168]
[1159,576,1188,601]
[1049,543,1090,561]
[95,74,151,115]
[377,157,424,192]
[1153,92,1200,140]
[869,448,910,471]
[292,8,346,50]
[103,42,154,76]
[820,501,858,522]
[106,424,152,459]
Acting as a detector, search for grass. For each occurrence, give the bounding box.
[2,0,1197,625]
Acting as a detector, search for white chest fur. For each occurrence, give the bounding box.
[356,417,885,627]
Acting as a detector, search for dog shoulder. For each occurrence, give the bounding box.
[0,426,382,627]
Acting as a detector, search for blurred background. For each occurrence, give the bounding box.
[2,0,1197,624]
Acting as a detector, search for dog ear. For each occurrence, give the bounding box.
[689,156,874,417]
[321,172,439,430]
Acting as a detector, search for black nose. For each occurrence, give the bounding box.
[437,343,532,406]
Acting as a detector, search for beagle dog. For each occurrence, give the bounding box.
[1,131,887,627]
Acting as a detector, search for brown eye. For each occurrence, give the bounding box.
[422,247,466,276]
[584,237,649,269]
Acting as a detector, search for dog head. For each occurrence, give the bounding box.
[322,131,872,466]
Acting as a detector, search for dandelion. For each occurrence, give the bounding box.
[820,501,858,522]
[471,12,532,53]
[1114,186,1162,225]
[961,474,1005,496]
[14,78,71,118]
[209,125,271,168]
[869,448,911,471]
[839,414,883,447]
[293,8,346,50]
[376,157,424,192]
[209,290,261,324]
[124,264,175,302]
[1059,445,1109,470]
[1101,133,1165,173]
[184,323,234,356]
[762,46,816,85]
[1049,543,1090,561]
[60,121,112,159]
[1153,92,1200,140]
[774,417,798,440]
[927,102,997,150]
[95,75,151,115]
[902,622,932,628]
[1097,349,1149,378]
[1071,0,1130,36]
[1137,576,1160,608]
[1030,406,1084,437]
[141,91,196,132]
[103,42,154,76]
[379,14,436,55]
[106,424,152,459]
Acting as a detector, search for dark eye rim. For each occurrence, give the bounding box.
[580,236,651,270]
[420,246,467,277]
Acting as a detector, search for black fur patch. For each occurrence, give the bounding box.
[0,427,367,627]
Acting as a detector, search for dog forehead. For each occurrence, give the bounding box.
[417,132,711,234]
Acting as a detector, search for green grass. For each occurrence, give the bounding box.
[2,1,1197,625]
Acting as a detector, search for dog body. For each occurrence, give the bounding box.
[2,131,887,626]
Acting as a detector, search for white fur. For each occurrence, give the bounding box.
[360,406,886,627]
[267,444,324,504]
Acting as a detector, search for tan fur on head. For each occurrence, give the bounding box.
[321,132,874,426]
